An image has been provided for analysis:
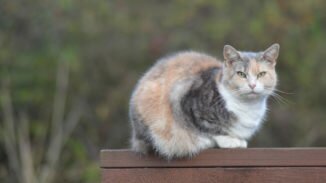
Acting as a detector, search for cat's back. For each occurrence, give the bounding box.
[141,51,222,84]
[130,51,222,124]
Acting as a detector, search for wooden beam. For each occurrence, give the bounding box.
[102,167,326,183]
[101,148,326,168]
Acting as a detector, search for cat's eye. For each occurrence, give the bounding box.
[257,71,266,78]
[236,71,247,78]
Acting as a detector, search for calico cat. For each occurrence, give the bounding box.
[129,44,279,159]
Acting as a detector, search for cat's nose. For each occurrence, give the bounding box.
[249,83,256,89]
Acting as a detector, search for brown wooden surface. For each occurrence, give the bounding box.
[101,148,326,183]
[101,148,326,168]
[102,167,326,183]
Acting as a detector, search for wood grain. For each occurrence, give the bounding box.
[101,148,326,168]
[102,167,326,183]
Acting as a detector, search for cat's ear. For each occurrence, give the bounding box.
[223,45,241,64]
[263,43,280,65]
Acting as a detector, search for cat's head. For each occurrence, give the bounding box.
[221,44,279,100]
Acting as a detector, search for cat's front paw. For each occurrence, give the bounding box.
[214,135,247,148]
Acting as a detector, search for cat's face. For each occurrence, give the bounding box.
[222,44,279,100]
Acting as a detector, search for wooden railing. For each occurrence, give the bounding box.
[100,148,326,183]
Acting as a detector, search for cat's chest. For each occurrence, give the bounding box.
[225,99,266,139]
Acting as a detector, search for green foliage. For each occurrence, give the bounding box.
[1,0,326,182]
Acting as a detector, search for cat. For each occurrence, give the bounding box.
[129,44,279,159]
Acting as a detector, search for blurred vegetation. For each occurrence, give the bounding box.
[1,0,326,182]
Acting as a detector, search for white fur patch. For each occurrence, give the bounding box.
[214,135,247,148]
[218,85,267,139]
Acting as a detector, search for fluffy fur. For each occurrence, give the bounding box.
[129,44,280,159]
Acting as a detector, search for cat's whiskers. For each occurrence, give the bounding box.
[269,92,292,106]
[268,88,295,95]
[263,88,294,105]
[269,93,285,105]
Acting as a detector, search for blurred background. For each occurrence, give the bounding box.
[1,0,326,182]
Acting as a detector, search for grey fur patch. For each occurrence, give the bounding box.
[180,68,237,135]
